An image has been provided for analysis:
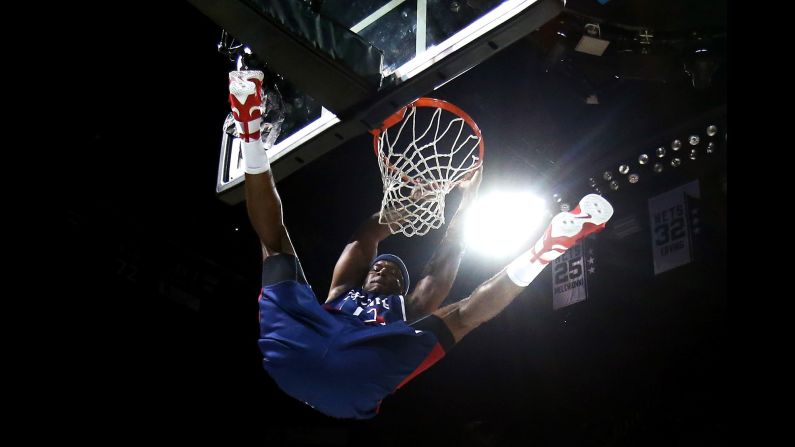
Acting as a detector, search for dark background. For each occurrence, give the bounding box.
[59,1,727,444]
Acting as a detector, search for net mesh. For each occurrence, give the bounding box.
[376,99,482,237]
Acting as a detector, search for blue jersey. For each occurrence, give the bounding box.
[324,288,407,325]
[257,254,450,419]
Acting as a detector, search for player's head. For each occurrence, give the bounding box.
[363,254,410,296]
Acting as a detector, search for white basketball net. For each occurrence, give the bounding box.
[376,102,482,237]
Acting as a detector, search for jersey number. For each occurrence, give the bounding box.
[654,217,686,246]
[554,259,583,285]
[365,308,377,323]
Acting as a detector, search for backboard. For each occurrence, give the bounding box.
[188,0,564,204]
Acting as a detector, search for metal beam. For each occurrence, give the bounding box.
[187,0,383,114]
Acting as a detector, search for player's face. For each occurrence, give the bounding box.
[363,260,403,295]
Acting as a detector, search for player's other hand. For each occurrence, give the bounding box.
[457,165,483,209]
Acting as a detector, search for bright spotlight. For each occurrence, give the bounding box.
[465,191,547,258]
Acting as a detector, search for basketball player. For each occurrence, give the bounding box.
[229,70,614,419]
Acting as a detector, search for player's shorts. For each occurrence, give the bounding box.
[257,254,455,419]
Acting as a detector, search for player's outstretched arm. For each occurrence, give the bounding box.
[406,167,482,320]
[326,213,394,302]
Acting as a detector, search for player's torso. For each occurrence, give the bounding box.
[325,288,407,325]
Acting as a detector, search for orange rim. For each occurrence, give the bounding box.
[372,97,484,186]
